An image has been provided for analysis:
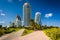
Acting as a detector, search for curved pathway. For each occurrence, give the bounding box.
[0,29,51,40]
[15,30,51,40]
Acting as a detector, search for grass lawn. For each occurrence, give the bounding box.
[43,28,60,40]
[21,29,34,36]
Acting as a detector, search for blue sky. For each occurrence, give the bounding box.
[0,0,60,27]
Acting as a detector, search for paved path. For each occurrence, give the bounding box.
[15,30,51,40]
[0,29,25,40]
[0,30,51,40]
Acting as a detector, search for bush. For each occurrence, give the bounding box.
[0,27,21,36]
[22,29,34,36]
[5,28,13,34]
[0,29,5,36]
[43,28,60,40]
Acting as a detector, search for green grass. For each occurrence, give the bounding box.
[22,29,34,36]
[13,28,21,32]
[0,27,21,36]
[43,28,60,40]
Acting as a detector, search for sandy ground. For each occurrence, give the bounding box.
[13,30,51,40]
[0,29,51,40]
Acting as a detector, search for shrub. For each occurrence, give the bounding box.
[0,29,5,36]
[0,27,21,36]
[43,28,60,40]
[22,29,34,36]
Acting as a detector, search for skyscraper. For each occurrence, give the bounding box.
[22,2,31,27]
[15,14,21,27]
[35,12,41,25]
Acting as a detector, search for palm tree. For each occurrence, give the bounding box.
[30,19,35,30]
[30,19,41,30]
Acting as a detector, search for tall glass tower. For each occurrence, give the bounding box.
[23,2,31,27]
[35,12,41,25]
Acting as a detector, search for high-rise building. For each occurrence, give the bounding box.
[22,2,31,27]
[35,12,41,25]
[15,14,21,27]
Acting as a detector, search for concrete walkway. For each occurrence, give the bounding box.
[0,29,51,40]
[15,30,51,40]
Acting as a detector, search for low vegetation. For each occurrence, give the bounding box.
[43,28,60,40]
[29,19,41,30]
[22,29,34,36]
[0,19,60,40]
[0,27,21,37]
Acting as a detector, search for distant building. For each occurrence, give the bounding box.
[15,14,21,27]
[8,22,14,27]
[35,12,41,25]
[21,21,24,26]
[22,2,31,27]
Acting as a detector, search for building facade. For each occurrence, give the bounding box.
[15,14,21,27]
[35,12,41,25]
[22,2,31,27]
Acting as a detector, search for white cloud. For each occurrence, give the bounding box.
[0,13,6,16]
[0,10,6,16]
[0,21,5,24]
[45,13,52,18]
[8,0,13,2]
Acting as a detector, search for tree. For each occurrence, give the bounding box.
[30,19,35,30]
[0,25,2,28]
[35,23,41,30]
[44,25,47,29]
[30,19,41,30]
